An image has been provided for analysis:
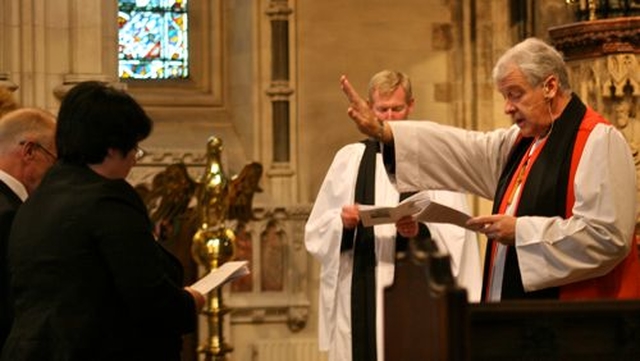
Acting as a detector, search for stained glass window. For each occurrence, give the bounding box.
[118,0,189,80]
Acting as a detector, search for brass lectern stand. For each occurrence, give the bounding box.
[191,137,237,361]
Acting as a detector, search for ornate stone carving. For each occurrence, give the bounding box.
[549,17,640,60]
[604,53,640,97]
[226,205,312,332]
[0,73,18,91]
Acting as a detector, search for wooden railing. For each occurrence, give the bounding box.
[384,250,640,360]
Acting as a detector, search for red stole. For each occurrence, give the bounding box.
[485,106,640,300]
[559,109,640,300]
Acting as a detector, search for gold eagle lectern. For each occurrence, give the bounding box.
[136,136,262,361]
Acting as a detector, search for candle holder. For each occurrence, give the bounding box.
[566,0,640,21]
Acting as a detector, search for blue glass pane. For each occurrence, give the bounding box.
[118,0,188,80]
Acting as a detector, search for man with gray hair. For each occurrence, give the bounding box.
[342,38,640,302]
[0,108,56,350]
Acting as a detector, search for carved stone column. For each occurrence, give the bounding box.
[0,0,47,102]
[550,16,640,227]
[265,0,296,205]
[0,0,17,90]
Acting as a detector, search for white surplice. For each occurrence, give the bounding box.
[388,121,637,297]
[304,142,482,361]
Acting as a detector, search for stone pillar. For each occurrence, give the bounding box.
[53,0,121,99]
[0,0,18,90]
[265,0,296,205]
[0,0,50,104]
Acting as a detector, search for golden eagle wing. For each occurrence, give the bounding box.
[228,162,263,222]
[150,163,197,224]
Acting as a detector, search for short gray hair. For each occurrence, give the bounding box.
[0,108,56,153]
[492,37,571,93]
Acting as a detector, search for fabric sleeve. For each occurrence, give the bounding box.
[305,144,363,263]
[304,143,364,350]
[91,186,196,336]
[389,121,519,199]
[516,124,637,291]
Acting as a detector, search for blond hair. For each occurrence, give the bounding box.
[367,70,413,103]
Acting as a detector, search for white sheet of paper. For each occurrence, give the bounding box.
[359,191,480,231]
[189,260,250,294]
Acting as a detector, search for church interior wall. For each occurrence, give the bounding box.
[0,0,602,360]
[297,0,459,203]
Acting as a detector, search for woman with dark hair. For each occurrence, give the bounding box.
[1,81,204,361]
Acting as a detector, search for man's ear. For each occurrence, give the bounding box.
[20,141,37,160]
[543,76,558,99]
[105,147,119,159]
[407,98,416,111]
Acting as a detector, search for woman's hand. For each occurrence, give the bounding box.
[184,287,206,311]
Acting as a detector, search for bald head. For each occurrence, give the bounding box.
[0,108,56,194]
[0,108,56,153]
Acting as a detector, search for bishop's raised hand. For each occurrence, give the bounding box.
[340,75,380,139]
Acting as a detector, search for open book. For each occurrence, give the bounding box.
[359,191,481,231]
[189,260,250,294]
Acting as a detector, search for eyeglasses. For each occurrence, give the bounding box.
[19,140,57,161]
[135,146,146,161]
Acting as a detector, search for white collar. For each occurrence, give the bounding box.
[0,169,28,201]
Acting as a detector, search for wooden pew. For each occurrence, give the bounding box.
[384,250,640,360]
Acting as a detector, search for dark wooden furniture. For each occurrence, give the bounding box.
[384,251,640,360]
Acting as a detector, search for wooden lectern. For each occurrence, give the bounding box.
[384,249,640,360]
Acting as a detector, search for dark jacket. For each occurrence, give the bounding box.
[1,162,196,361]
[0,181,22,352]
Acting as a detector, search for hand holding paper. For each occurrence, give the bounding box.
[190,260,250,294]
